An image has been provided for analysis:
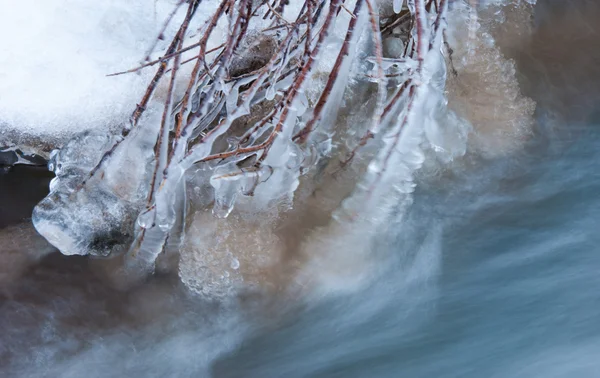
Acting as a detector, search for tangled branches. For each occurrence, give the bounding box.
[69,0,449,272]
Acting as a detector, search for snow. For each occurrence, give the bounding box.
[0,0,187,140]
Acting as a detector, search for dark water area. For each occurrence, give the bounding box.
[2,0,600,377]
[0,165,53,229]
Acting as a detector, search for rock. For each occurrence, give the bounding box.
[32,130,151,257]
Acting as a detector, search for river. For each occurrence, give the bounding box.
[2,1,600,377]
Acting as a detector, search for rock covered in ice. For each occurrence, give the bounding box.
[32,127,154,257]
[0,130,57,166]
[34,185,139,257]
[0,147,47,168]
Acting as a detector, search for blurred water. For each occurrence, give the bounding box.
[210,2,600,376]
[2,0,600,377]
[213,122,600,377]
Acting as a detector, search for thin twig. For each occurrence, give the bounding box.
[266,0,292,26]
[341,3,357,18]
[293,0,364,143]
[75,0,201,193]
[142,0,186,63]
[366,0,428,196]
[338,0,387,166]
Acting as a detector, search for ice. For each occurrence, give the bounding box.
[137,207,157,229]
[393,0,405,13]
[210,163,243,218]
[444,0,536,157]
[14,0,538,298]
[179,211,283,299]
[32,119,156,256]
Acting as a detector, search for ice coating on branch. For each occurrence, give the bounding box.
[393,0,405,13]
[176,0,447,298]
[336,0,450,216]
[23,0,538,297]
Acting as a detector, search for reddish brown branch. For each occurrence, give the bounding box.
[338,0,388,167]
[142,0,186,63]
[365,0,427,196]
[108,43,224,77]
[191,0,343,164]
[293,0,364,143]
[75,0,200,193]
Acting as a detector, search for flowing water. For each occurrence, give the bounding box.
[2,1,600,377]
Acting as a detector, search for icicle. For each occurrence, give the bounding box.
[210,162,244,218]
[393,0,405,13]
[137,206,157,229]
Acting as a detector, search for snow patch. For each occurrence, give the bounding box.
[0,0,185,139]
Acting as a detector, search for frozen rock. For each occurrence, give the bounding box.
[32,129,152,257]
[33,185,140,257]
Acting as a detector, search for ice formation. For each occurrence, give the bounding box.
[16,0,536,298]
[445,0,536,157]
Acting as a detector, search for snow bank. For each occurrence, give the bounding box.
[0,0,185,141]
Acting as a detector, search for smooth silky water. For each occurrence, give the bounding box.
[2,1,600,377]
